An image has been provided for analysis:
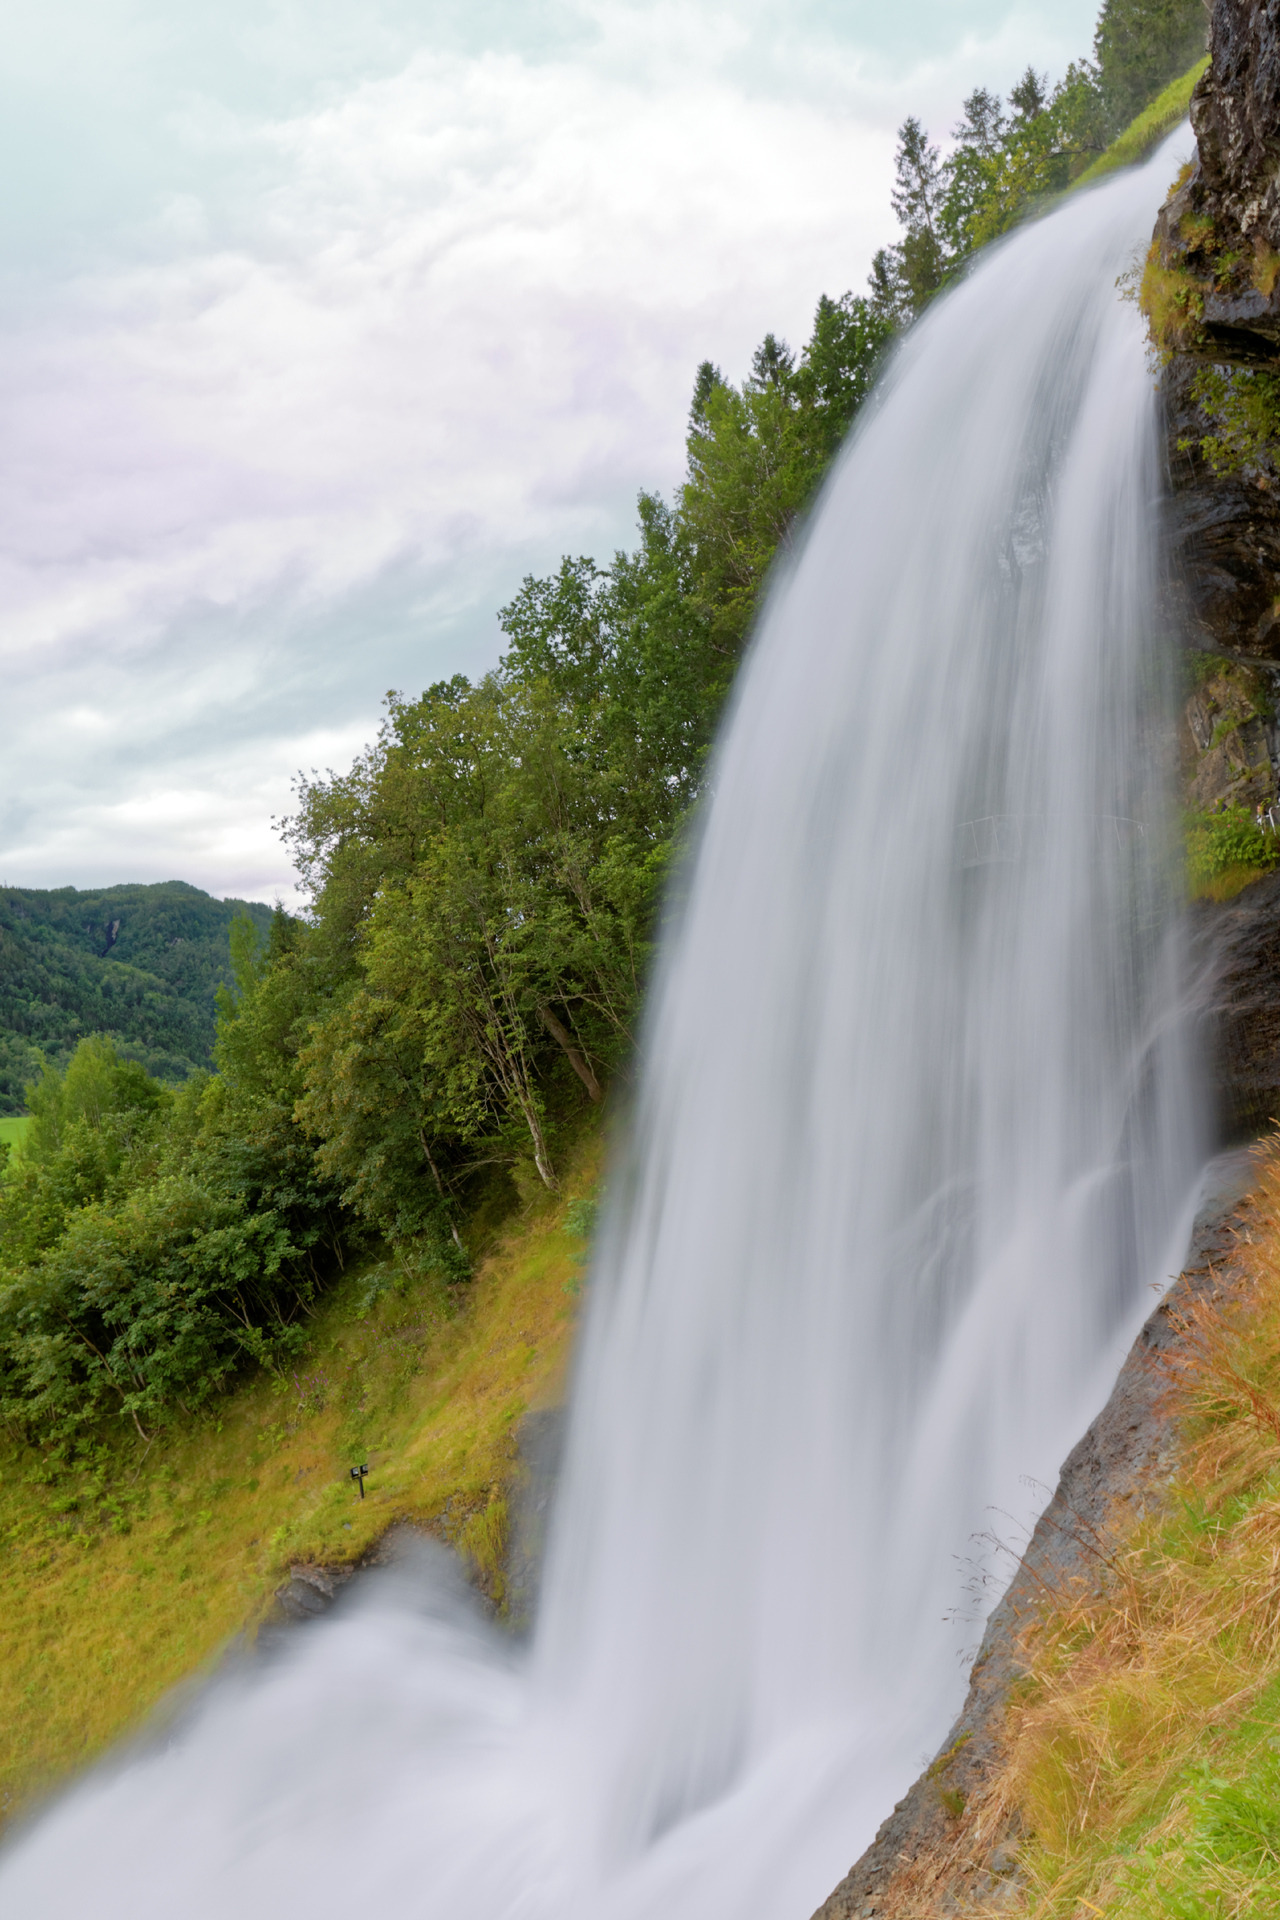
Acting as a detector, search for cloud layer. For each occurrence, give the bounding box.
[0,0,1101,902]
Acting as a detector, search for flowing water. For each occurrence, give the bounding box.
[0,135,1204,1919]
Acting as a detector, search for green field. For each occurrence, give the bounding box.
[0,1116,29,1153]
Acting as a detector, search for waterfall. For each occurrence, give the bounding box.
[0,134,1201,1920]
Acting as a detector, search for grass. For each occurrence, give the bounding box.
[0,1116,30,1156]
[1190,863,1274,904]
[943,1135,1280,1916]
[0,1117,601,1827]
[1074,58,1210,191]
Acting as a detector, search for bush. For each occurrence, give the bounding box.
[0,1038,352,1445]
[1185,806,1280,897]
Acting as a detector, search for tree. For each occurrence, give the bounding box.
[1095,0,1208,133]
[1009,67,1050,121]
[890,117,949,310]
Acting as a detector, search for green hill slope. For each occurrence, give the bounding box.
[0,883,273,1113]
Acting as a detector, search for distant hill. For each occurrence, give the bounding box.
[0,882,275,1113]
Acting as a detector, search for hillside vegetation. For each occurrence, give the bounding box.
[0,883,272,1113]
[0,1120,596,1825]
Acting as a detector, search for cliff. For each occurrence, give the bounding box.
[1150,0,1280,662]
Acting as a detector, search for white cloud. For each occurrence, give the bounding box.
[0,0,1103,901]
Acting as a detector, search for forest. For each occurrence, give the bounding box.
[0,883,273,1114]
[0,0,1210,1452]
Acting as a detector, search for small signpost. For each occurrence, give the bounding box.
[350,1463,369,1498]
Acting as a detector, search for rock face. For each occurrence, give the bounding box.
[504,1406,566,1635]
[1152,0,1280,661]
[812,1151,1259,1920]
[1181,661,1278,806]
[1154,0,1280,366]
[1191,866,1280,1133]
[1164,358,1280,663]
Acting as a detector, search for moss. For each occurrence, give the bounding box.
[927,1731,973,1780]
[1254,246,1280,299]
[1140,240,1207,353]
[1186,366,1280,479]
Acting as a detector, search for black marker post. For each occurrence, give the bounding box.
[350,1463,369,1498]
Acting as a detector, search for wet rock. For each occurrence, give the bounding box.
[1153,0,1280,368]
[812,1150,1258,1920]
[1190,866,1280,1135]
[271,1562,354,1623]
[503,1406,566,1635]
[1165,357,1280,663]
[1151,1,1280,661]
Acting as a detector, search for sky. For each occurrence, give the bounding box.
[0,0,1103,905]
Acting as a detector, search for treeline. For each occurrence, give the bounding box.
[876,0,1207,317]
[0,0,1206,1451]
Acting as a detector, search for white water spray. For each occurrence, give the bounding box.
[0,138,1201,1920]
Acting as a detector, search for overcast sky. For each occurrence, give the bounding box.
[0,0,1102,904]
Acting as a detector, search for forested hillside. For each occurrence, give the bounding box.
[0,884,273,1114]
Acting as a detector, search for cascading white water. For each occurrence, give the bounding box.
[0,135,1203,1920]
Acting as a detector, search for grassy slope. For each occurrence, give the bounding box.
[0,1119,600,1826]
[0,1117,29,1154]
[1074,57,1209,189]
[961,1137,1280,1915]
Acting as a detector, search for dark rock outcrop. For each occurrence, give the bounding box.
[271,1561,354,1622]
[1154,0,1280,367]
[1190,867,1280,1134]
[1165,357,1280,664]
[813,1150,1259,1920]
[1153,0,1280,661]
[504,1406,567,1635]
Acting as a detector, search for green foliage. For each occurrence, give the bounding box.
[1185,806,1280,894]
[1074,56,1208,187]
[1186,366,1280,478]
[881,5,1210,321]
[1184,649,1225,689]
[1094,0,1209,134]
[881,65,1111,315]
[0,1037,350,1445]
[0,883,273,1114]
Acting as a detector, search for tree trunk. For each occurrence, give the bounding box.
[538,1003,603,1102]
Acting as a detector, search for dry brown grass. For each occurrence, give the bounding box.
[982,1139,1280,1914]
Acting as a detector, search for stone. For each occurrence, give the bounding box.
[271,1562,353,1622]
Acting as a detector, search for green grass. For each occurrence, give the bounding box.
[0,1119,601,1827]
[0,1116,30,1154]
[1074,57,1210,190]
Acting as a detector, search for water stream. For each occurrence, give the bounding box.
[0,134,1203,1919]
